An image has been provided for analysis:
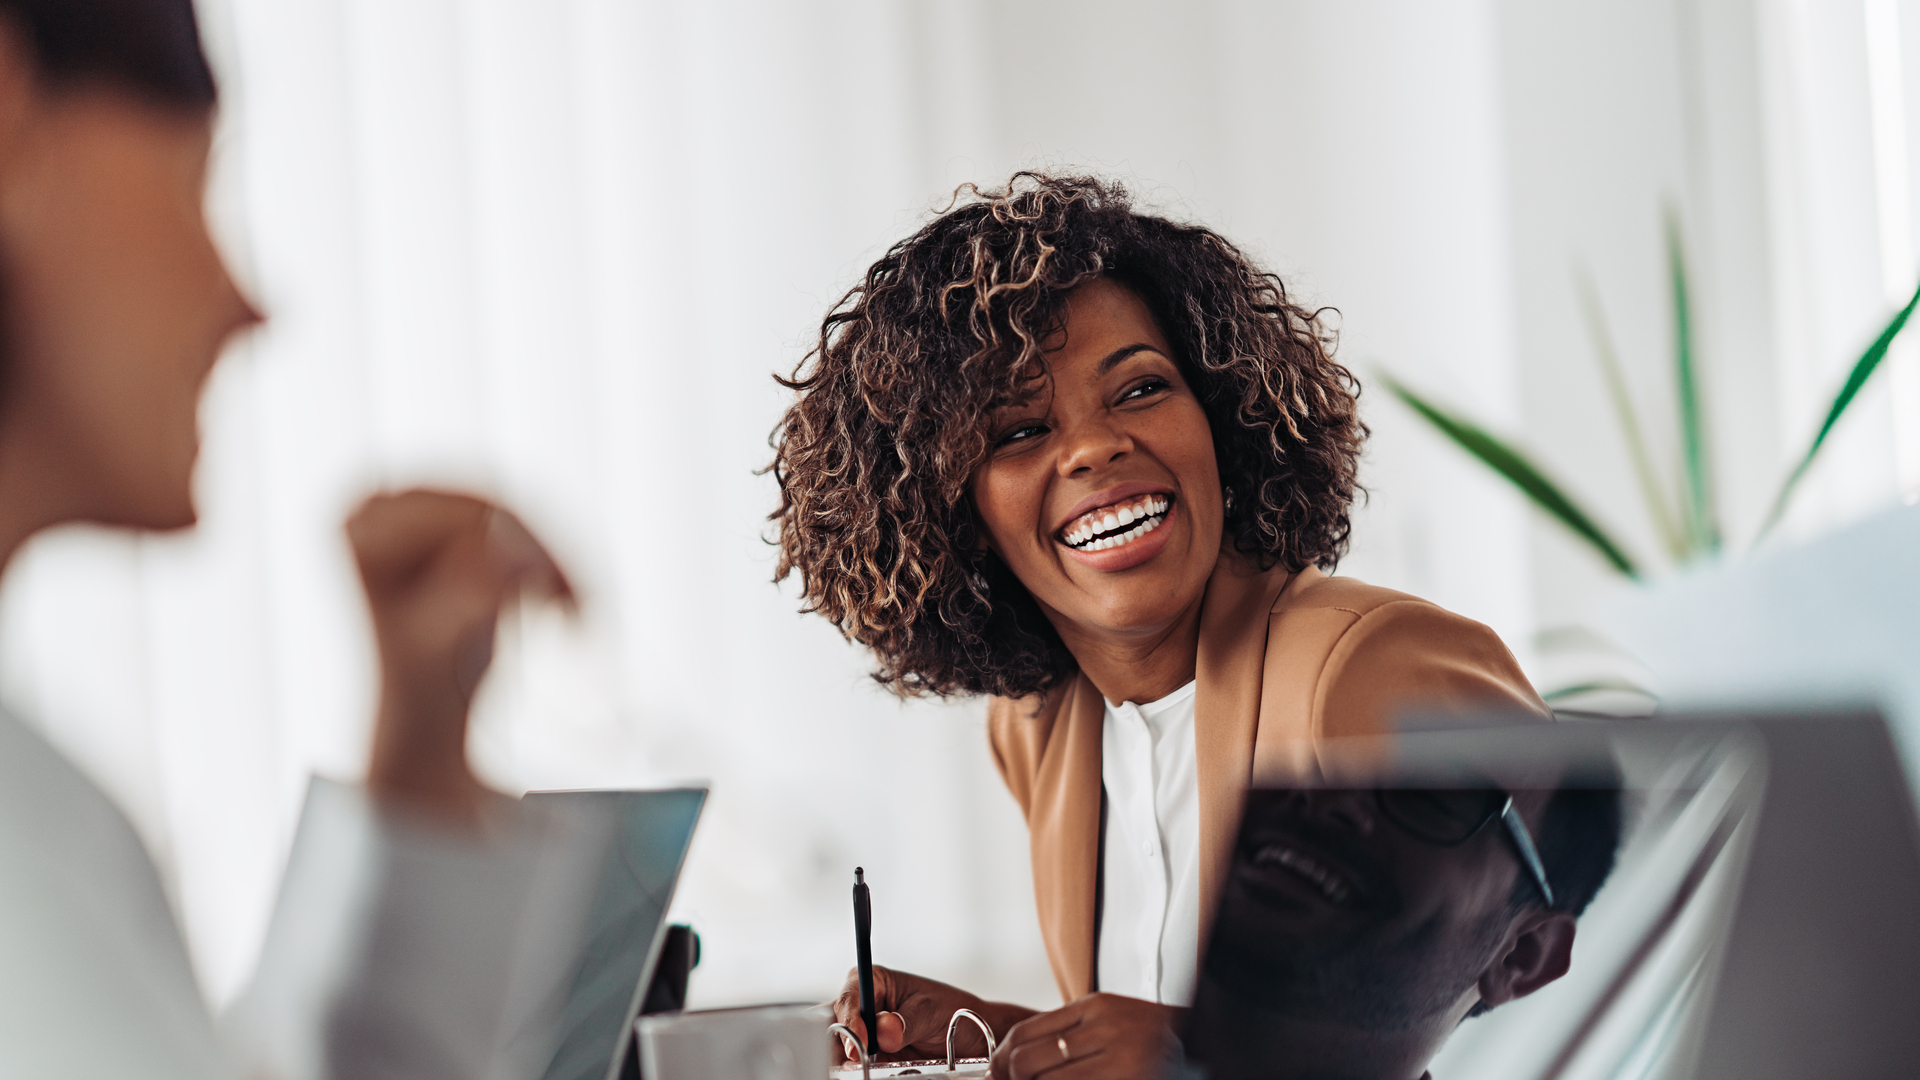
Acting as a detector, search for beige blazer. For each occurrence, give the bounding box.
[986,554,1550,1002]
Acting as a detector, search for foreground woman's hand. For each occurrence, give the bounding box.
[990,995,1182,1080]
[348,489,573,827]
[830,966,1037,1063]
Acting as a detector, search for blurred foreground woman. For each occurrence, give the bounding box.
[775,175,1561,1078]
[0,2,582,1077]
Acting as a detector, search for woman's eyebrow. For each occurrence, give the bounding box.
[1096,343,1160,375]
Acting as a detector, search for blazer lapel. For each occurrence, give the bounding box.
[1030,671,1106,1000]
[1193,554,1295,939]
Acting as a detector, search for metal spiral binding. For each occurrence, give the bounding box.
[945,1009,997,1072]
[829,1023,870,1080]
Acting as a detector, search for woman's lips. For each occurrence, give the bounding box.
[1057,496,1177,572]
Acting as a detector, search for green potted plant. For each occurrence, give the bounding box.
[1383,216,1920,706]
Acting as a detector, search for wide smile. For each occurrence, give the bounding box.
[1057,492,1174,552]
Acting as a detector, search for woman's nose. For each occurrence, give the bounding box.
[1055,417,1132,476]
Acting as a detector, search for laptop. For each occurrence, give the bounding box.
[524,788,707,1080]
[1182,711,1920,1080]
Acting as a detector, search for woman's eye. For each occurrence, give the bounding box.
[995,422,1047,447]
[1121,378,1171,403]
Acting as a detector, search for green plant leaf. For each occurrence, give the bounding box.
[1667,213,1721,557]
[1759,275,1920,539]
[1540,676,1657,702]
[1577,268,1687,561]
[1382,374,1641,578]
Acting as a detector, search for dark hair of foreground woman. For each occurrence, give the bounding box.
[0,0,214,106]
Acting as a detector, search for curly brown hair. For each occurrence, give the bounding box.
[771,173,1365,699]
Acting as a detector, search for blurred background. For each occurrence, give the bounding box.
[1,0,1915,1015]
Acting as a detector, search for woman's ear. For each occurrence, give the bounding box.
[1476,910,1576,1009]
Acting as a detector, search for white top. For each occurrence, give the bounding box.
[1096,679,1201,1005]
[0,704,605,1080]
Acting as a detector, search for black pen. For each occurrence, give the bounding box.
[854,867,879,1059]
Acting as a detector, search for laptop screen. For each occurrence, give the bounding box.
[527,788,706,1080]
[1183,720,1763,1080]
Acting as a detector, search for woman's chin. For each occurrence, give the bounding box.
[98,474,198,532]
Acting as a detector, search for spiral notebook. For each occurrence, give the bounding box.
[828,1008,995,1080]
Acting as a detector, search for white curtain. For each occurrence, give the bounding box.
[1,0,1910,1020]
[1759,0,1920,526]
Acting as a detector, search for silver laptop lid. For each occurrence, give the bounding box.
[524,787,707,1080]
[1180,709,1920,1080]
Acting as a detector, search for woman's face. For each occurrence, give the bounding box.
[0,85,257,531]
[970,277,1224,649]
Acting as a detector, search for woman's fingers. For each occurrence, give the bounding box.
[830,1013,907,1060]
[990,1012,1082,1080]
[351,489,573,825]
[1003,1040,1106,1080]
[344,490,474,579]
[828,966,996,1061]
[989,996,1180,1080]
[349,491,571,620]
[485,506,575,608]
[830,1006,867,1064]
[1000,1007,1084,1044]
[351,490,574,688]
[831,966,907,1060]
[877,1011,907,1053]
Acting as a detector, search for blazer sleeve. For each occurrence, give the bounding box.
[1314,599,1550,737]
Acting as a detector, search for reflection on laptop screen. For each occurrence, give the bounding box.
[1185,722,1762,1080]
[528,788,706,1080]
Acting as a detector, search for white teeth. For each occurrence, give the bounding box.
[1060,496,1173,551]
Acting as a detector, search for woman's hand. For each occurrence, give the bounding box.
[347,489,572,827]
[989,994,1182,1080]
[830,966,1036,1063]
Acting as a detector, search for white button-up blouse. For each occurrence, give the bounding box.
[1096,679,1201,1005]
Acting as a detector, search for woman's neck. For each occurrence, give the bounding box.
[1049,594,1203,706]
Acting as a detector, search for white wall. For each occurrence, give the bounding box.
[0,0,1909,1019]
[1485,0,1920,687]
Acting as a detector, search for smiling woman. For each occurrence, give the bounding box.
[772,174,1552,1080]
[774,173,1363,701]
